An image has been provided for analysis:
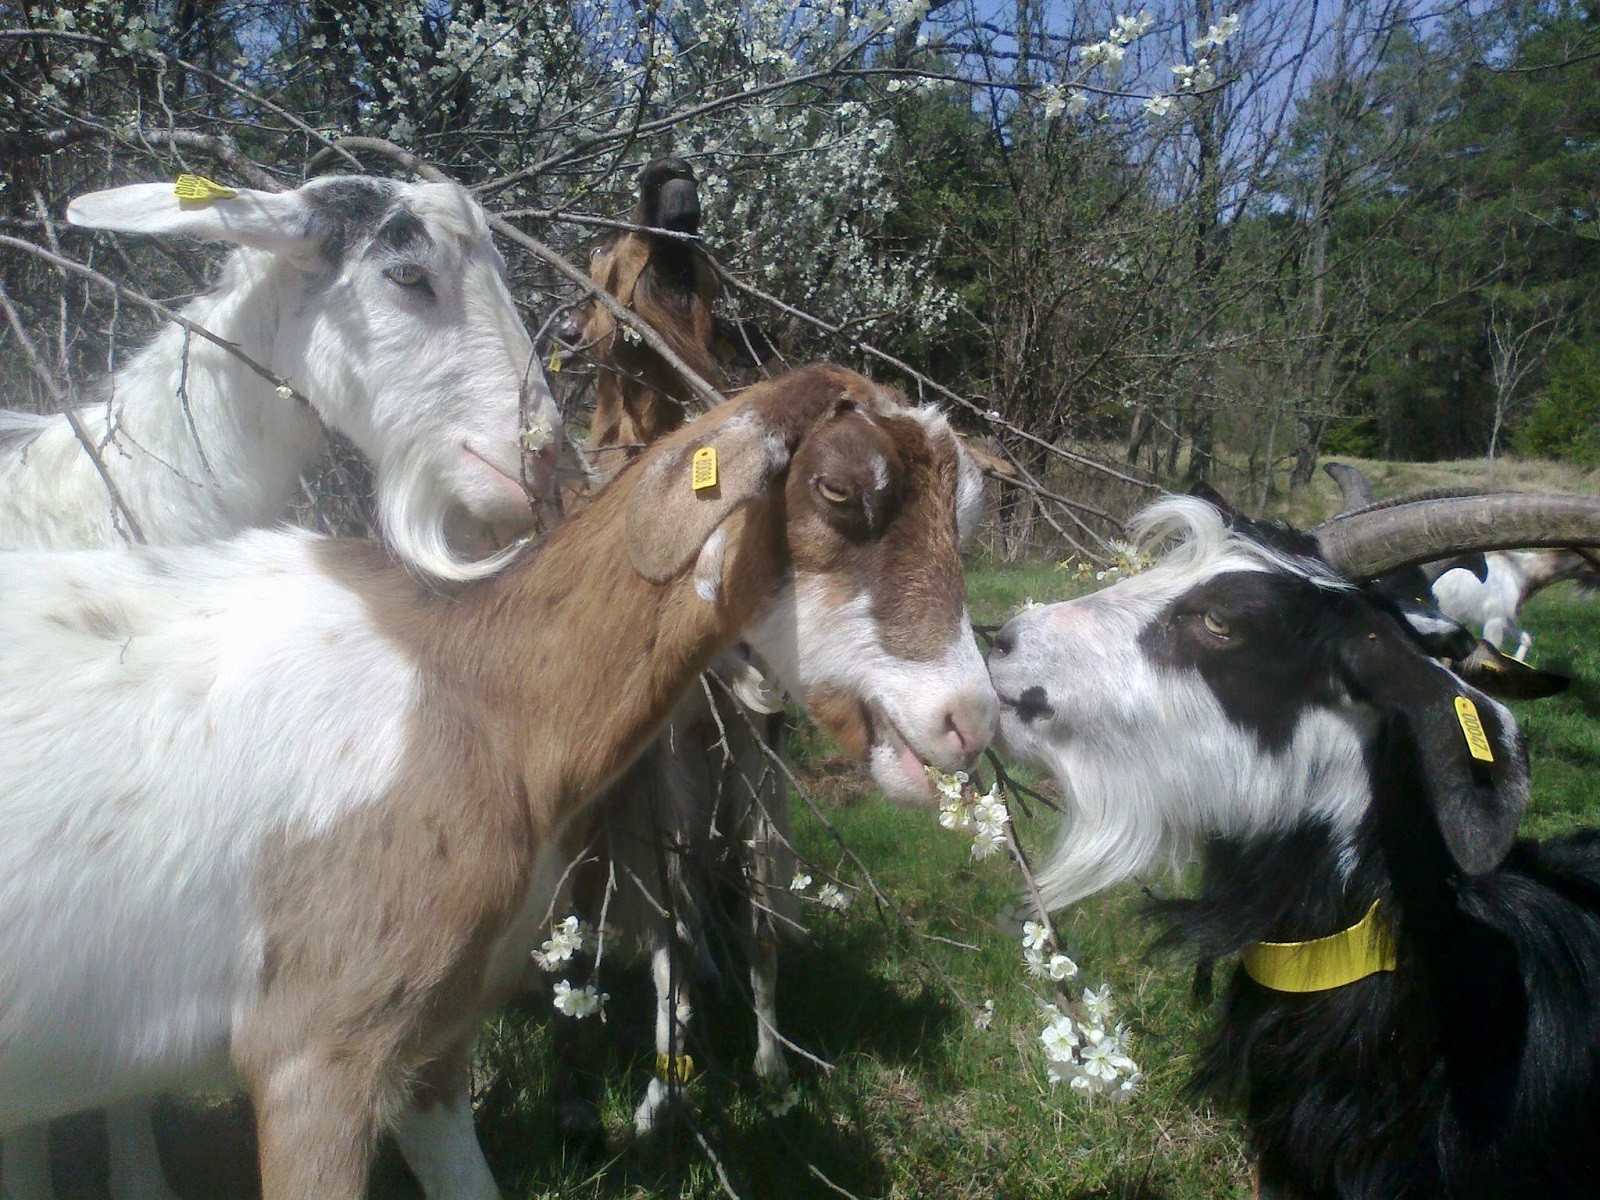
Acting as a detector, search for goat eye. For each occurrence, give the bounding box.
[815,477,852,505]
[1202,611,1231,638]
[385,263,428,288]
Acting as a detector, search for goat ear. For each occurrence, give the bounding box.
[1337,615,1528,875]
[712,317,778,369]
[67,183,311,251]
[625,409,792,583]
[1451,639,1570,700]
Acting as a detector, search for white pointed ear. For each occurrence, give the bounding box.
[67,184,313,251]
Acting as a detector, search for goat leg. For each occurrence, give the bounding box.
[634,943,694,1136]
[392,1041,500,1200]
[246,1049,385,1200]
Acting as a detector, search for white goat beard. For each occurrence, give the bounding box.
[378,454,524,583]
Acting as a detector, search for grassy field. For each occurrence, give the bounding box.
[85,557,1597,1199]
[445,560,1600,1200]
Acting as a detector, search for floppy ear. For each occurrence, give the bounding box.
[67,183,312,251]
[1451,639,1570,700]
[1338,614,1528,875]
[625,408,794,583]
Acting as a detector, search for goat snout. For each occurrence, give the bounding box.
[940,688,1000,765]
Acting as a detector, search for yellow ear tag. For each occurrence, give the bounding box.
[1454,695,1495,763]
[655,1052,696,1084]
[547,346,563,374]
[691,446,718,492]
[174,174,238,205]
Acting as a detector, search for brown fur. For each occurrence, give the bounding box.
[579,167,724,479]
[231,364,971,1196]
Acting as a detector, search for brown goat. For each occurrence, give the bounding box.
[0,364,997,1198]
[551,158,802,1137]
[570,158,771,481]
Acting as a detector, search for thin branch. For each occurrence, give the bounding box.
[0,277,145,543]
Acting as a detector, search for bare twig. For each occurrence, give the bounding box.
[0,276,145,543]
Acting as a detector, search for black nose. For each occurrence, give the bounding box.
[991,626,1017,657]
[1015,686,1053,723]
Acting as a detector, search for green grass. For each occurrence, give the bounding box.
[466,567,1600,1200]
[127,563,1600,1199]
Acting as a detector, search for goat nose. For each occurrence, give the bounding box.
[942,690,1000,765]
[991,623,1018,658]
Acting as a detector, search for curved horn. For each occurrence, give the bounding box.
[1322,462,1375,513]
[1315,493,1600,580]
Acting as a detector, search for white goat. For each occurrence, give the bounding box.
[0,173,562,1200]
[0,365,997,1200]
[1,175,560,576]
[1432,548,1598,662]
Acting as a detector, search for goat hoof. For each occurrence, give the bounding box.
[632,1079,688,1139]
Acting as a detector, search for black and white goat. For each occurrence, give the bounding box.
[990,492,1600,1198]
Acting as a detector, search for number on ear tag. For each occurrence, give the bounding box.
[1454,695,1495,763]
[691,446,718,491]
[174,175,238,205]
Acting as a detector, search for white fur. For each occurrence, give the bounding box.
[0,530,415,1133]
[1432,549,1592,662]
[753,579,996,800]
[1,176,559,580]
[991,497,1373,908]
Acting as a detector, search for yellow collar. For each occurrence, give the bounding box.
[1241,900,1396,993]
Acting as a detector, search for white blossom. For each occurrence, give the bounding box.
[817,882,851,910]
[1144,93,1176,118]
[1081,983,1115,1024]
[1109,11,1153,45]
[521,408,557,453]
[1040,1014,1079,1061]
[1194,12,1241,52]
[789,870,813,892]
[973,998,995,1029]
[552,979,606,1018]
[533,915,593,971]
[1077,40,1126,69]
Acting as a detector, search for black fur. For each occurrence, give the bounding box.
[1151,523,1600,1199]
[303,177,399,265]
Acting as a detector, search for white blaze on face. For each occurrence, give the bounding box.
[988,499,1379,908]
[752,576,997,803]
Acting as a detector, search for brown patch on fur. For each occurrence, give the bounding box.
[578,163,726,481]
[224,364,966,1194]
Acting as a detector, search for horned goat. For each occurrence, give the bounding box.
[1,174,559,577]
[546,157,801,1137]
[1321,463,1598,666]
[0,364,997,1200]
[0,172,562,1200]
[989,490,1600,1199]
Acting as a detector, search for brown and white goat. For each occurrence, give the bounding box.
[0,364,996,1199]
[554,157,798,1136]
